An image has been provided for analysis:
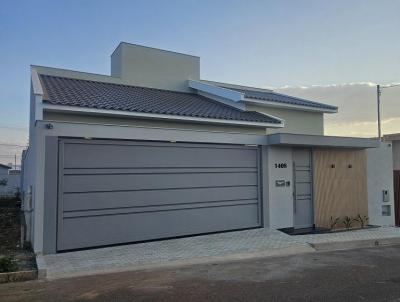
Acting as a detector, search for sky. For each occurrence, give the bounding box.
[0,0,399,165]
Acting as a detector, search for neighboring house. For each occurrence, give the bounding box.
[0,164,21,198]
[22,42,394,254]
[384,133,400,225]
[0,163,11,175]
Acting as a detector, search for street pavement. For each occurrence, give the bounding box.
[2,244,400,302]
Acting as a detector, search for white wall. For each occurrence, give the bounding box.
[366,142,395,226]
[267,146,294,228]
[246,104,324,136]
[111,43,200,92]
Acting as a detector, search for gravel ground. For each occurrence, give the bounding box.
[0,199,36,273]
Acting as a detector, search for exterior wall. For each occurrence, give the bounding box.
[111,43,200,92]
[366,142,395,226]
[246,104,324,135]
[43,112,267,135]
[24,120,269,253]
[267,146,294,228]
[313,149,368,229]
[392,140,400,171]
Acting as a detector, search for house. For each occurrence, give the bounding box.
[0,164,21,198]
[383,133,400,225]
[22,42,395,254]
[0,163,11,175]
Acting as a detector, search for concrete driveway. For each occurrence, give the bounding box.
[2,245,400,302]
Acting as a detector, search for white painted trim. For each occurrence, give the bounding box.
[31,69,43,96]
[244,98,338,113]
[35,95,43,121]
[42,104,284,128]
[31,69,44,121]
[200,80,273,93]
[188,80,244,102]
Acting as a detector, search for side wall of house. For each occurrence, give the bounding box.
[246,104,324,135]
[366,142,395,226]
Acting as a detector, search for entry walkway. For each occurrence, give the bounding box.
[37,228,312,280]
[37,227,400,280]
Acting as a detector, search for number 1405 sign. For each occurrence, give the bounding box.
[274,163,287,168]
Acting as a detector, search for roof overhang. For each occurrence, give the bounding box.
[266,133,379,149]
[42,103,284,129]
[244,98,338,113]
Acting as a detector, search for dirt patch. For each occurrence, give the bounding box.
[0,198,36,274]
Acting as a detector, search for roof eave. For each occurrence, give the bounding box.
[42,103,284,129]
[244,98,338,113]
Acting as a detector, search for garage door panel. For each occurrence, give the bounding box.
[63,199,259,218]
[62,172,257,193]
[57,139,261,251]
[60,203,260,251]
[62,186,259,212]
[63,142,258,169]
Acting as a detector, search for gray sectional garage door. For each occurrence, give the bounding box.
[57,139,261,251]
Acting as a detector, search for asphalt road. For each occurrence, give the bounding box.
[2,245,400,302]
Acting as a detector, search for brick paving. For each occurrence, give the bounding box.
[38,227,400,280]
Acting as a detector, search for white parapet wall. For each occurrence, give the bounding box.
[366,142,395,226]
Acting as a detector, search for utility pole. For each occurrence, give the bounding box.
[14,154,17,170]
[377,85,381,140]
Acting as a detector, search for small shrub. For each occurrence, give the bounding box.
[355,214,369,228]
[343,216,353,230]
[0,256,17,273]
[330,216,340,231]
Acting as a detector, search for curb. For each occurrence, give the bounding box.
[40,245,316,280]
[0,270,37,284]
[309,237,400,251]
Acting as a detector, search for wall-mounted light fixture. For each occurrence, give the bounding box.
[331,164,335,168]
[348,164,352,168]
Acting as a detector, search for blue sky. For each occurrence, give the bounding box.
[0,0,400,164]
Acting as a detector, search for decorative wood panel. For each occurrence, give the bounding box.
[313,149,368,229]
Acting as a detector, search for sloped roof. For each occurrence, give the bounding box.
[218,85,337,111]
[39,75,282,125]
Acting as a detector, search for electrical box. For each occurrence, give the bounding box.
[382,205,391,216]
[383,190,390,202]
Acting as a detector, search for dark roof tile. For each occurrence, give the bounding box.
[40,75,281,125]
[219,86,337,111]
